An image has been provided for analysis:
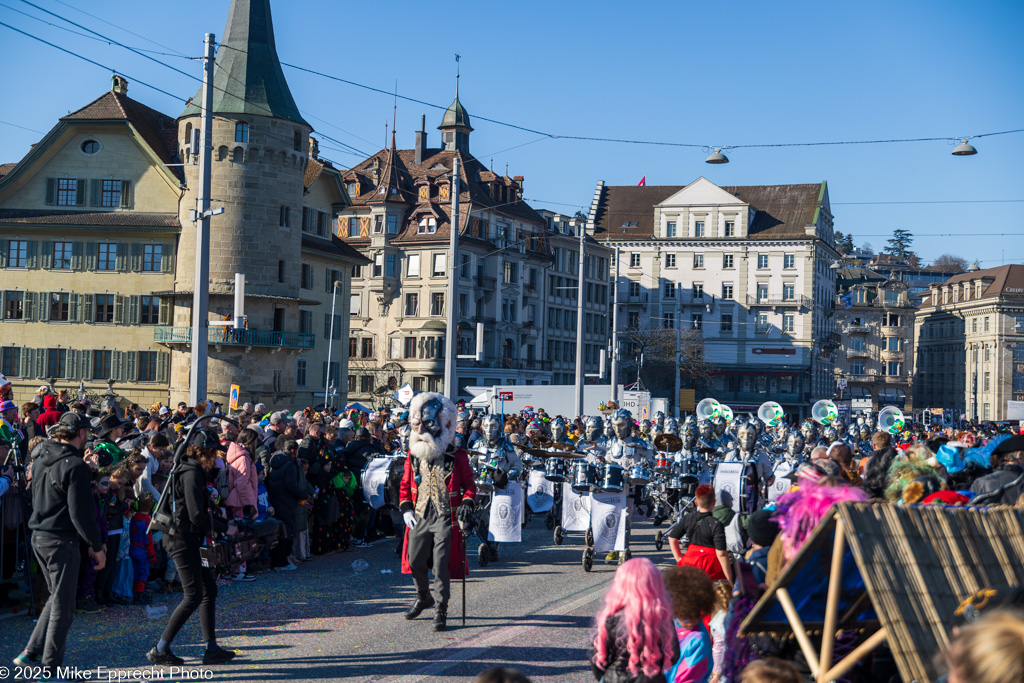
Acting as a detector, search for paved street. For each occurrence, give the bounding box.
[0,514,671,683]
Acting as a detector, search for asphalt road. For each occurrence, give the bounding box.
[0,512,674,683]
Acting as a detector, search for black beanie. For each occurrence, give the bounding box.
[748,509,780,547]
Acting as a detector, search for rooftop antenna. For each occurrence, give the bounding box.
[455,53,460,97]
[393,79,398,139]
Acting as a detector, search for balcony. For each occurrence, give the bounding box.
[845,324,871,335]
[881,325,905,337]
[747,295,808,307]
[881,350,904,362]
[523,282,539,297]
[823,331,842,348]
[847,348,871,359]
[844,373,911,385]
[882,299,915,310]
[155,326,315,350]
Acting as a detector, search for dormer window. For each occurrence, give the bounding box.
[347,182,359,196]
[418,217,437,234]
[439,184,450,201]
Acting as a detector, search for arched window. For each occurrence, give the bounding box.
[232,147,243,163]
[235,122,249,143]
[217,146,228,161]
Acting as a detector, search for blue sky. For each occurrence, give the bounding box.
[1,0,1021,265]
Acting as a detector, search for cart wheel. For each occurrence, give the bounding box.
[545,515,555,531]
[585,528,594,547]
[477,544,490,567]
[553,526,565,546]
[655,530,664,552]
[582,549,594,572]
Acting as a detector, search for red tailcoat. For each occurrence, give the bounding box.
[399,447,476,579]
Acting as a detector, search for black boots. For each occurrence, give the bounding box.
[404,596,436,620]
[432,606,448,632]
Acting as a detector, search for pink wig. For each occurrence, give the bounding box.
[592,557,677,678]
[774,483,868,561]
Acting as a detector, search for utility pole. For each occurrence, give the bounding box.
[443,157,461,398]
[674,326,681,419]
[574,223,586,418]
[324,280,339,411]
[189,32,215,406]
[609,245,620,404]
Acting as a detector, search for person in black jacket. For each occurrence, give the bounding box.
[14,412,105,671]
[147,430,237,667]
[266,437,304,571]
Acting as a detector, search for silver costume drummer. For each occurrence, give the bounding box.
[470,414,523,563]
[601,409,653,563]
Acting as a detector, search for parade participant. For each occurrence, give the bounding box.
[550,417,572,445]
[784,432,805,464]
[664,417,680,437]
[399,392,476,632]
[93,414,132,467]
[725,420,772,512]
[697,419,720,456]
[0,400,24,457]
[582,416,608,463]
[666,484,732,583]
[651,412,666,440]
[799,420,819,453]
[604,409,652,562]
[712,416,734,453]
[471,414,523,562]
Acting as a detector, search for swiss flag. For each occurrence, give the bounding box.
[637,176,646,186]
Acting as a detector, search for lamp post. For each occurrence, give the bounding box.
[325,280,340,412]
[443,157,461,399]
[574,222,586,418]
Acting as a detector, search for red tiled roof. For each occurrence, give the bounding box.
[0,209,179,228]
[937,264,1024,298]
[62,91,179,170]
[0,163,15,180]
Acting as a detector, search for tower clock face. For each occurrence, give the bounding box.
[439,184,450,201]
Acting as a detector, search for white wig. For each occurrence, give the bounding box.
[408,391,458,461]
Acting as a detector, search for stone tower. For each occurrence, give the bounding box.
[171,0,311,406]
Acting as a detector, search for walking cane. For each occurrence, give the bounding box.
[458,517,469,626]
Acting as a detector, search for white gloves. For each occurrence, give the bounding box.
[403,510,417,529]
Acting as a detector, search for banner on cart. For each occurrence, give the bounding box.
[488,482,522,543]
[591,491,627,553]
[562,486,591,531]
[769,461,794,503]
[527,470,554,513]
[361,458,393,509]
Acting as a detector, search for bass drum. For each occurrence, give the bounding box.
[712,462,752,514]
[769,461,795,503]
[360,456,406,510]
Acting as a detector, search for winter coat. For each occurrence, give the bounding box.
[224,442,258,511]
[36,395,63,429]
[970,465,1024,505]
[28,439,103,552]
[589,613,680,683]
[266,450,305,536]
[167,458,229,542]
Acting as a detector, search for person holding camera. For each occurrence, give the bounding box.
[13,412,105,671]
[147,429,238,666]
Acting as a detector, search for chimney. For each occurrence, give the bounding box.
[111,75,128,95]
[414,114,427,165]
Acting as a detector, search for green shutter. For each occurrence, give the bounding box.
[69,294,79,322]
[82,294,93,323]
[156,352,169,383]
[71,241,83,270]
[116,243,127,272]
[158,297,171,325]
[131,243,142,272]
[45,178,56,205]
[39,241,52,269]
[0,240,7,268]
[114,295,125,324]
[23,291,35,321]
[160,242,174,273]
[112,351,123,382]
[66,348,78,380]
[85,242,97,270]
[80,349,92,381]
[76,178,87,206]
[26,241,37,268]
[126,351,137,383]
[19,349,33,378]
[38,292,50,322]
[128,295,140,324]
[90,179,102,207]
[36,348,46,378]
[120,180,133,209]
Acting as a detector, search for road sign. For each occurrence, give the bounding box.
[396,382,415,406]
[641,406,649,420]
[229,384,240,411]
[498,391,514,401]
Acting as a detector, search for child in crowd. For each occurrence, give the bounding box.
[662,566,715,683]
[96,466,131,606]
[708,581,733,683]
[128,492,157,604]
[75,468,111,614]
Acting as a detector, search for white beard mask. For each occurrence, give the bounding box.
[409,427,445,464]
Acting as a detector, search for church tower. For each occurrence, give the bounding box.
[170,0,312,405]
[438,79,472,156]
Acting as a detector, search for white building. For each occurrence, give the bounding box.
[592,177,840,416]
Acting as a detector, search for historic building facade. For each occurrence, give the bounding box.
[0,0,365,408]
[592,177,840,417]
[914,264,1024,421]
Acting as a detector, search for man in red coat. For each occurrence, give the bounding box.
[399,392,476,632]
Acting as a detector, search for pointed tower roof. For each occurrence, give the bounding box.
[439,76,472,132]
[181,0,308,126]
[370,130,410,204]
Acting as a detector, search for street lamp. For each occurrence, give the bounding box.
[325,280,341,413]
[705,147,729,164]
[952,138,977,156]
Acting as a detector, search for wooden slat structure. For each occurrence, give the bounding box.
[741,502,1024,682]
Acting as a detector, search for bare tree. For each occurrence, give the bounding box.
[347,359,407,409]
[619,323,713,394]
[930,253,970,271]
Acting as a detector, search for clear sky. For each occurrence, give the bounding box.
[1,0,1021,266]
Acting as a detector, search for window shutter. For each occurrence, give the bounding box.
[82,294,94,323]
[23,291,35,321]
[66,348,78,380]
[80,349,92,381]
[38,292,50,322]
[324,314,330,339]
[69,293,79,322]
[85,242,97,270]
[131,243,142,272]
[20,348,33,378]
[120,180,133,209]
[158,298,171,325]
[35,348,46,378]
[156,352,169,383]
[71,241,83,270]
[44,178,56,205]
[76,178,87,206]
[114,295,125,324]
[26,241,37,268]
[161,242,174,272]
[325,268,331,293]
[128,295,140,324]
[40,241,52,269]
[91,179,102,207]
[116,243,127,272]
[0,240,7,268]
[112,351,124,382]
[126,351,137,382]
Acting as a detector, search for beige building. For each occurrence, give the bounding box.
[914,264,1024,421]
[834,266,915,413]
[0,0,365,409]
[592,177,840,416]
[337,106,612,403]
